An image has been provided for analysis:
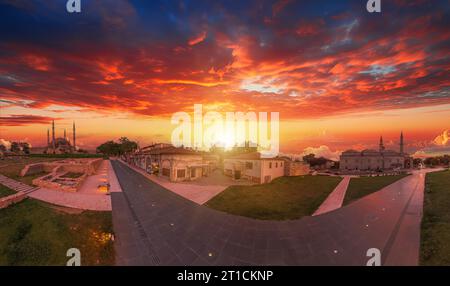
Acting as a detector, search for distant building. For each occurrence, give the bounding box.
[45,120,77,154]
[230,141,258,154]
[224,152,285,184]
[128,144,216,182]
[340,132,413,171]
[280,157,310,176]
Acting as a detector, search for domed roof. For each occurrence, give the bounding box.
[361,149,380,155]
[383,149,400,156]
[54,137,71,146]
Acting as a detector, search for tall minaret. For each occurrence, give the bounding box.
[72,121,76,152]
[52,120,56,153]
[379,136,385,152]
[64,129,67,140]
[400,131,404,154]
[47,128,50,147]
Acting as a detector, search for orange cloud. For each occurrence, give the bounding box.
[188,31,207,46]
[153,79,229,87]
[434,130,449,146]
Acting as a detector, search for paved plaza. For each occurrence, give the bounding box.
[111,160,438,266]
[120,160,253,205]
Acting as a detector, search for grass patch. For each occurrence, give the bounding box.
[205,175,342,220]
[420,169,450,266]
[0,185,16,198]
[61,172,84,179]
[343,174,409,206]
[0,199,114,266]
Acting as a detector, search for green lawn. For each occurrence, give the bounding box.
[0,185,16,199]
[0,199,114,266]
[420,169,450,266]
[205,175,342,220]
[343,174,409,206]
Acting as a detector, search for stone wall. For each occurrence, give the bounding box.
[285,161,310,176]
[26,158,103,192]
[0,192,27,209]
[20,163,45,177]
[32,172,87,192]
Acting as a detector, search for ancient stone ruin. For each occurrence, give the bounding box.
[21,158,102,192]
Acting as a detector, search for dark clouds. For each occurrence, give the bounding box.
[0,0,449,123]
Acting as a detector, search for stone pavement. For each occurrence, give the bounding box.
[0,174,37,209]
[118,159,229,205]
[111,160,440,266]
[28,188,111,211]
[383,170,428,265]
[313,176,351,216]
[0,174,38,194]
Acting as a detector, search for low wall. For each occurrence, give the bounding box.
[21,158,103,177]
[23,158,103,192]
[0,192,27,209]
[20,163,45,177]
[32,172,87,192]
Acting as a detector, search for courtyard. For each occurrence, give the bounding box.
[0,155,448,266]
[110,160,447,265]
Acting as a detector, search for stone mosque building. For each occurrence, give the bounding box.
[45,120,77,154]
[339,132,413,171]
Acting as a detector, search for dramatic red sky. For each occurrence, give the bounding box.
[0,0,449,158]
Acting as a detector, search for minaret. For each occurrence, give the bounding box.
[400,131,404,154]
[52,120,56,153]
[47,128,50,147]
[379,136,385,152]
[72,121,76,152]
[64,129,67,140]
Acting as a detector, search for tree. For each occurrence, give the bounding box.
[96,137,138,156]
[10,142,20,153]
[21,142,30,154]
[302,153,315,163]
[303,153,329,167]
[119,137,138,154]
[96,141,121,156]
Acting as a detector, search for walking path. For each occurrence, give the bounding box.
[383,170,428,265]
[0,174,38,194]
[118,159,227,204]
[313,176,351,216]
[28,188,111,211]
[0,174,38,209]
[111,160,443,266]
